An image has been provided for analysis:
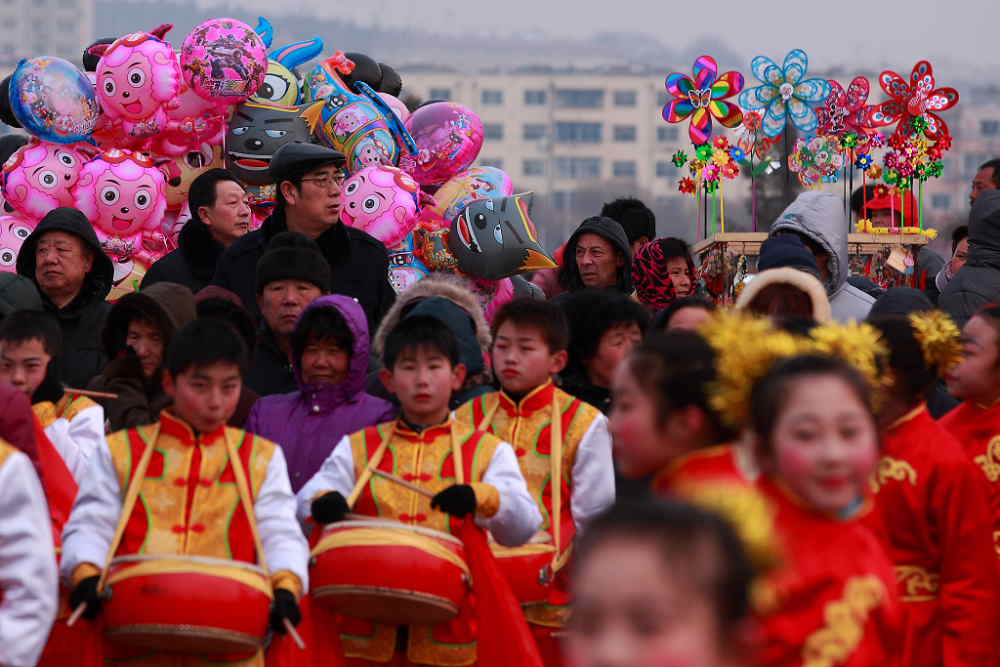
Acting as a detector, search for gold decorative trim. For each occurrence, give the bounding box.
[311,526,469,575]
[802,575,886,667]
[975,437,1000,483]
[895,565,940,602]
[870,456,917,493]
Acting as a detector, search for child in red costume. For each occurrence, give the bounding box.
[747,354,901,667]
[941,304,1000,558]
[865,313,1000,667]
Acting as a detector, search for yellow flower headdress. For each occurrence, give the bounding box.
[908,310,962,375]
[809,320,888,396]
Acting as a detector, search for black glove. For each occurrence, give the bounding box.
[311,491,349,524]
[269,588,301,633]
[431,484,477,517]
[69,575,104,620]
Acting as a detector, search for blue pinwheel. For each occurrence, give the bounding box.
[737,49,831,138]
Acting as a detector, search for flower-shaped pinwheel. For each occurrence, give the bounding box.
[663,55,745,145]
[865,61,959,142]
[737,110,778,159]
[789,135,844,186]
[816,77,879,150]
[737,49,831,138]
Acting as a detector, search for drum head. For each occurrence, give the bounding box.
[316,586,459,625]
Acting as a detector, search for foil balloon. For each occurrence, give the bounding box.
[340,164,422,247]
[89,25,181,142]
[8,57,100,143]
[300,51,414,174]
[447,193,555,280]
[429,166,513,224]
[0,213,34,272]
[252,17,324,106]
[2,139,96,221]
[378,93,410,122]
[225,100,312,186]
[181,18,268,103]
[405,102,485,186]
[161,143,224,210]
[73,149,169,268]
[152,74,229,157]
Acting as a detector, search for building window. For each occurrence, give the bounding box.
[523,159,545,176]
[484,123,504,140]
[428,88,452,101]
[524,89,547,105]
[613,161,637,178]
[553,191,569,210]
[613,125,637,142]
[655,161,676,179]
[554,122,602,143]
[481,89,503,106]
[983,120,1000,136]
[931,194,952,209]
[657,126,679,142]
[554,89,604,109]
[481,158,503,169]
[613,90,637,107]
[657,92,670,107]
[523,123,547,140]
[555,157,602,180]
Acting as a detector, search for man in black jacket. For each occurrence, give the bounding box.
[556,216,633,295]
[141,168,252,293]
[16,207,114,387]
[211,143,394,335]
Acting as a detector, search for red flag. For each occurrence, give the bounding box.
[458,517,544,667]
[31,416,77,542]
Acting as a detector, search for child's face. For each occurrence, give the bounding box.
[766,375,878,516]
[568,536,734,667]
[0,339,51,398]
[491,321,567,396]
[381,345,465,425]
[300,336,350,385]
[587,322,643,389]
[610,362,694,479]
[947,316,1000,403]
[163,361,242,433]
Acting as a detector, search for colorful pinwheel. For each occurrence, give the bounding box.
[865,61,959,142]
[736,110,778,159]
[789,135,844,186]
[816,77,879,150]
[662,55,744,146]
[737,49,831,138]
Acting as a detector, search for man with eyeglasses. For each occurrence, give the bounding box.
[212,143,394,335]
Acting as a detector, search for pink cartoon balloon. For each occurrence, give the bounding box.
[181,18,268,103]
[1,139,96,221]
[89,25,182,141]
[378,93,410,122]
[73,149,168,266]
[340,165,423,248]
[404,102,484,186]
[0,214,35,273]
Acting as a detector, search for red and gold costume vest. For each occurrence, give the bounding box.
[454,381,601,628]
[338,419,504,666]
[33,392,99,429]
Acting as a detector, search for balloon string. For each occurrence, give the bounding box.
[720,178,726,234]
[750,140,757,232]
[918,180,924,230]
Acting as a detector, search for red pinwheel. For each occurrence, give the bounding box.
[865,61,959,141]
[662,55,744,146]
[816,77,879,148]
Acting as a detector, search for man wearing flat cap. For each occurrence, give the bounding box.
[212,143,394,335]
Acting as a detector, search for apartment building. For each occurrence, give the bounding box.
[0,0,95,70]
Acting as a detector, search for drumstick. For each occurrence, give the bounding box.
[66,602,87,627]
[371,469,436,499]
[283,618,306,649]
[64,387,120,399]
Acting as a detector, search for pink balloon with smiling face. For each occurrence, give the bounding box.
[0,214,35,273]
[1,139,95,221]
[73,149,167,257]
[92,25,181,138]
[339,165,420,248]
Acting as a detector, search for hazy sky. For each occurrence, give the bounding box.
[236,0,993,76]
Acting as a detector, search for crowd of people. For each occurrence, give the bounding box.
[2,136,1000,667]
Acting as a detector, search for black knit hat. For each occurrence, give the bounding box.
[757,234,821,277]
[255,232,332,295]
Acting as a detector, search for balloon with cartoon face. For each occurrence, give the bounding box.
[0,214,34,273]
[2,139,95,221]
[405,102,484,186]
[89,25,182,141]
[225,100,313,186]
[339,164,420,248]
[161,143,224,210]
[73,149,168,265]
[181,18,268,103]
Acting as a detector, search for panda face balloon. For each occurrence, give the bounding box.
[447,193,556,281]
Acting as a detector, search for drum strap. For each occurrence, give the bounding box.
[476,400,500,433]
[97,423,161,594]
[549,398,565,574]
[451,421,463,485]
[225,432,269,573]
[347,421,397,508]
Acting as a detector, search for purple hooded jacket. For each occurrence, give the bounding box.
[245,294,397,492]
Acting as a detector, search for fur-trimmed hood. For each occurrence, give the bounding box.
[372,273,491,374]
[735,267,833,323]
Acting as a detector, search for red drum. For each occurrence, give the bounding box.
[103,554,271,654]
[311,518,470,625]
[492,531,555,605]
